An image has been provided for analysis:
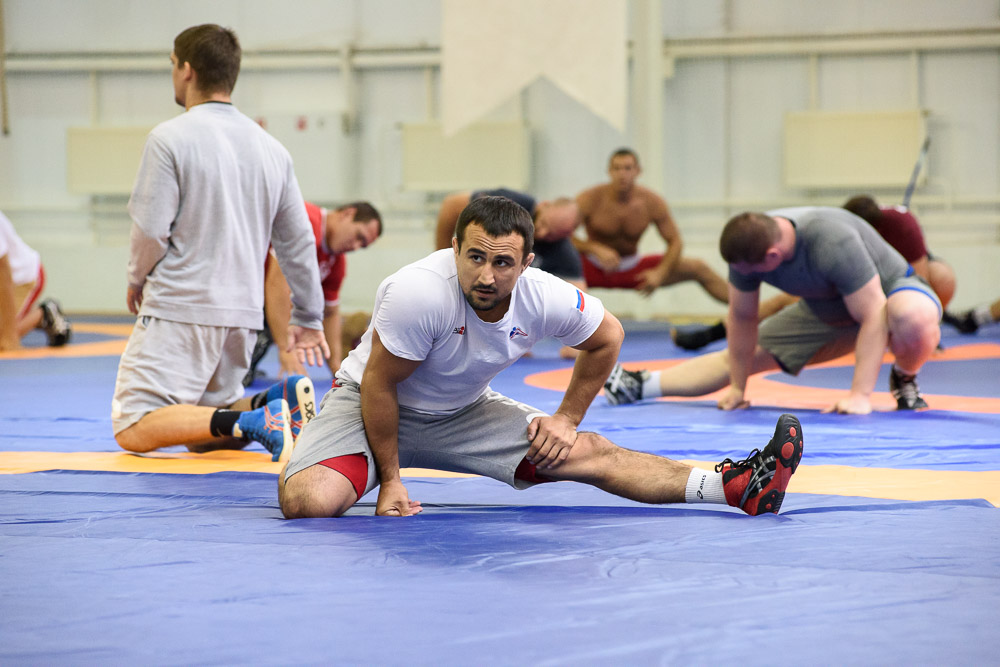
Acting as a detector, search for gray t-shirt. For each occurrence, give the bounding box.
[127,102,323,330]
[728,206,909,325]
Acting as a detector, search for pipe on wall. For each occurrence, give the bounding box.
[4,28,998,75]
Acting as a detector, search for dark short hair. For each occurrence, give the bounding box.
[609,147,640,167]
[174,24,241,95]
[338,201,383,237]
[455,195,534,260]
[842,195,883,225]
[719,212,779,264]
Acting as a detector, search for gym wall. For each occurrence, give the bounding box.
[1,0,997,317]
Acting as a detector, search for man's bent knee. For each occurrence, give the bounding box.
[114,423,156,453]
[279,464,360,519]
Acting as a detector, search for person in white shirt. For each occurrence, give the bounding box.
[279,196,805,519]
[0,210,71,351]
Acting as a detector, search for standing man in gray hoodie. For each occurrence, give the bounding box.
[111,24,327,462]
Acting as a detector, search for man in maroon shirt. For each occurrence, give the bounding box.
[842,195,955,310]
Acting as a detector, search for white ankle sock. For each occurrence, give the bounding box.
[642,371,663,399]
[684,468,726,504]
[973,304,994,326]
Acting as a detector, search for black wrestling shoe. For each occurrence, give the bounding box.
[718,414,803,516]
[889,367,929,410]
[603,363,647,405]
[672,321,726,350]
[942,310,979,335]
[39,299,71,346]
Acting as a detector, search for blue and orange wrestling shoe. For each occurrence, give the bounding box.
[717,413,803,515]
[265,375,316,441]
[236,398,293,463]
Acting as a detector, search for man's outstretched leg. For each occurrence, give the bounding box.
[659,257,730,304]
[547,413,803,515]
[671,294,800,351]
[604,346,781,405]
[944,296,1000,334]
[114,374,316,462]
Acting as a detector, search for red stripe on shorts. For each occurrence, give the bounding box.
[317,453,368,500]
[514,458,554,484]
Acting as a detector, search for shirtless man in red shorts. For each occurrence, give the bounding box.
[573,148,729,301]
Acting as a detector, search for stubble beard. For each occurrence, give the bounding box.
[464,285,501,312]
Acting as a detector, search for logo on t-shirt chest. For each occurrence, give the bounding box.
[509,326,528,339]
[317,256,336,282]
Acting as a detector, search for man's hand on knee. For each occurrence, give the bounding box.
[526,414,578,470]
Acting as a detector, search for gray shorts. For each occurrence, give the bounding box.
[760,274,940,375]
[283,382,549,495]
[111,316,255,434]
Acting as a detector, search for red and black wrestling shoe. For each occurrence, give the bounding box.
[717,413,803,516]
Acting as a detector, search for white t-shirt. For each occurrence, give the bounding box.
[0,211,41,286]
[338,249,605,413]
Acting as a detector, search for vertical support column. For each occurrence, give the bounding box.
[630,0,663,188]
[341,42,357,133]
[909,50,920,108]
[340,42,360,196]
[721,0,733,216]
[0,0,9,136]
[722,56,732,217]
[808,54,819,110]
[423,66,435,121]
[89,70,99,125]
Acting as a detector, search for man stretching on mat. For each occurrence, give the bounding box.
[436,187,584,359]
[604,207,942,414]
[279,196,803,518]
[112,24,327,463]
[673,193,956,351]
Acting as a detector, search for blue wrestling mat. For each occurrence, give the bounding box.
[1,319,998,664]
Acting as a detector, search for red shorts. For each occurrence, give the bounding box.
[580,253,662,289]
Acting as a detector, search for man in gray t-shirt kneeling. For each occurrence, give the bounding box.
[112,24,328,464]
[604,207,941,414]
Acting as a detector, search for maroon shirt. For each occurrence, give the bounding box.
[872,206,927,264]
